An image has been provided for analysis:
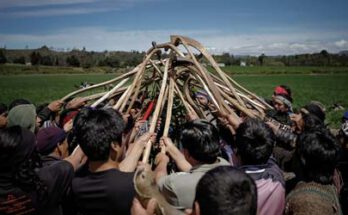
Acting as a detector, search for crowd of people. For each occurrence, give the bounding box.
[0,84,347,215]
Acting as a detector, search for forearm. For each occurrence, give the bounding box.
[154,162,168,183]
[119,144,144,172]
[167,147,191,172]
[64,146,86,171]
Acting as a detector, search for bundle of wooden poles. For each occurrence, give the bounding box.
[60,35,272,164]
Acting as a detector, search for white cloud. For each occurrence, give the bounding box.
[334,39,348,48]
[0,27,347,55]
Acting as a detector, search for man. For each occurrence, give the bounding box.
[195,90,217,125]
[235,118,285,215]
[285,128,342,215]
[155,119,230,210]
[71,108,152,215]
[36,127,69,166]
[193,166,257,215]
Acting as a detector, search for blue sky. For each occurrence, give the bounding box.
[0,0,347,55]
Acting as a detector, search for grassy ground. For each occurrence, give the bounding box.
[0,72,346,128]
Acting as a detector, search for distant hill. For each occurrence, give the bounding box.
[339,50,348,56]
[1,46,348,67]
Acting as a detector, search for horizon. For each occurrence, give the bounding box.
[4,45,347,57]
[0,0,347,56]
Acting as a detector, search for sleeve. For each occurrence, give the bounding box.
[275,129,298,149]
[38,160,75,206]
[37,106,53,126]
[157,175,181,207]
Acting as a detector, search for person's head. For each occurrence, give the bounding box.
[297,128,340,184]
[36,127,68,158]
[193,166,257,215]
[195,90,210,107]
[7,104,37,133]
[73,108,125,162]
[291,102,326,132]
[8,99,32,110]
[235,118,274,166]
[272,94,293,113]
[272,85,292,100]
[0,126,45,195]
[180,119,220,164]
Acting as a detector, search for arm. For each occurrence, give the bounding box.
[37,100,63,126]
[154,153,170,183]
[64,145,87,171]
[119,132,155,172]
[162,137,192,172]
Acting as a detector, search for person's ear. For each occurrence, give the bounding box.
[110,142,118,152]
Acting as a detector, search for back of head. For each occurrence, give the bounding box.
[180,119,220,164]
[195,166,257,215]
[297,128,340,184]
[73,108,125,162]
[36,127,66,155]
[235,118,274,165]
[301,102,326,131]
[7,104,37,133]
[9,99,32,110]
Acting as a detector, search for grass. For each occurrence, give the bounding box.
[0,72,347,128]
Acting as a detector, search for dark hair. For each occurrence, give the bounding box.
[9,99,32,110]
[195,166,257,215]
[180,119,220,163]
[297,128,340,184]
[0,103,7,115]
[235,118,275,165]
[301,103,326,132]
[73,108,125,162]
[0,126,46,198]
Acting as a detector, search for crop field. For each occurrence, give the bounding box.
[0,71,347,128]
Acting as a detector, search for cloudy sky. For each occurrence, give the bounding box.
[0,0,347,55]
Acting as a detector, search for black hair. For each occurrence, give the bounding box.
[180,119,220,164]
[73,108,125,162]
[0,103,7,115]
[9,99,32,110]
[0,126,46,199]
[302,103,325,123]
[297,128,340,184]
[235,118,275,165]
[195,166,257,215]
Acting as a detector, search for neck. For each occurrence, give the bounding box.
[89,159,119,172]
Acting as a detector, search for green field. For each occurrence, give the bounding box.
[0,73,347,128]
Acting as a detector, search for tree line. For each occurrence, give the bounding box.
[1,46,348,68]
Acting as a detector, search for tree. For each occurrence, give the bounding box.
[258,53,266,66]
[13,56,26,64]
[0,49,7,64]
[66,55,80,67]
[30,51,42,65]
[41,56,54,66]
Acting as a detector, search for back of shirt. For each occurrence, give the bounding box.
[72,169,135,215]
